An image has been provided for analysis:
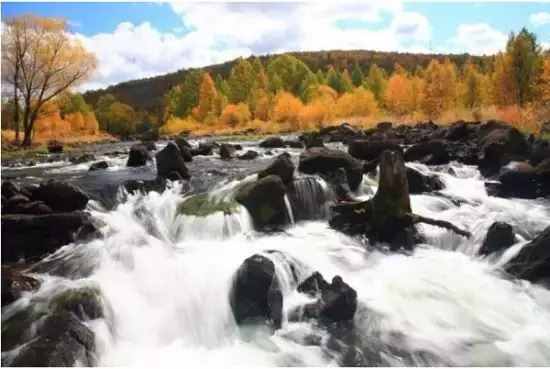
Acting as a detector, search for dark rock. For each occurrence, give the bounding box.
[1,212,94,263]
[69,154,95,164]
[175,137,194,162]
[47,140,63,153]
[284,140,304,148]
[445,121,472,141]
[123,177,168,195]
[300,132,325,148]
[486,161,550,199]
[319,168,355,202]
[219,143,236,160]
[191,142,216,156]
[376,122,393,131]
[479,222,516,256]
[258,152,295,184]
[126,144,150,167]
[6,199,53,215]
[141,140,156,151]
[235,175,289,230]
[11,312,96,366]
[238,150,259,160]
[406,167,444,194]
[299,147,363,191]
[348,139,402,161]
[89,161,109,171]
[529,138,550,166]
[505,226,550,283]
[405,140,450,165]
[155,142,190,180]
[2,181,20,199]
[32,180,89,212]
[297,272,357,323]
[478,125,529,176]
[259,136,286,148]
[1,266,41,306]
[230,254,282,330]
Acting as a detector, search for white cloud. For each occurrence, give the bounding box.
[77,1,435,91]
[447,23,507,55]
[530,12,550,26]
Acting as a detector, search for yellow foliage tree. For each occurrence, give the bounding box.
[196,72,219,121]
[492,53,518,107]
[271,91,303,127]
[335,88,378,118]
[219,103,251,127]
[422,59,457,119]
[384,72,414,117]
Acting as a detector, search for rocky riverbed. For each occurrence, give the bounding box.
[2,120,550,366]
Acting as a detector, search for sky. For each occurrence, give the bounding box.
[2,1,550,92]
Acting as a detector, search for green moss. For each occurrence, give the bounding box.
[48,287,103,320]
[178,193,240,217]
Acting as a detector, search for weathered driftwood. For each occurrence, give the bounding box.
[329,150,470,250]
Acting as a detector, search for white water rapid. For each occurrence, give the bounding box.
[5,161,550,366]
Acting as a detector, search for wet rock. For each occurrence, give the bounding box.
[406,167,444,194]
[69,153,95,164]
[529,138,550,166]
[259,136,285,148]
[11,312,96,366]
[230,254,282,330]
[485,160,550,199]
[175,137,193,162]
[478,125,529,176]
[126,144,150,167]
[1,212,94,263]
[284,140,304,148]
[47,140,63,153]
[258,152,295,184]
[300,132,325,148]
[505,226,550,283]
[235,175,289,230]
[2,181,20,199]
[299,147,363,191]
[89,161,109,171]
[141,140,156,151]
[1,266,41,306]
[348,139,402,161]
[49,287,104,321]
[479,222,516,256]
[445,121,472,141]
[405,140,450,165]
[296,272,357,323]
[191,142,216,156]
[123,177,168,195]
[321,123,362,143]
[238,150,259,160]
[155,142,190,180]
[319,168,355,202]
[219,143,236,160]
[32,180,89,212]
[5,199,53,215]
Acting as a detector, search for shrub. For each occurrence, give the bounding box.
[219,103,251,127]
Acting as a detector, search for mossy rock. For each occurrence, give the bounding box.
[48,286,103,321]
[177,193,240,217]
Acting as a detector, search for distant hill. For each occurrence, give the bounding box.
[82,49,486,114]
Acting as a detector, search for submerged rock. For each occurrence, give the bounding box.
[235,175,289,230]
[89,161,109,171]
[127,144,150,167]
[70,153,95,164]
[219,143,237,160]
[505,226,550,283]
[191,142,216,156]
[406,167,444,194]
[49,287,104,321]
[295,272,357,323]
[230,254,282,330]
[238,150,259,160]
[177,193,239,217]
[155,142,190,180]
[479,222,516,256]
[258,152,295,184]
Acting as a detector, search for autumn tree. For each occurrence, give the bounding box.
[227,58,255,103]
[384,69,414,117]
[196,72,219,121]
[271,91,303,127]
[351,62,364,87]
[364,64,387,103]
[165,70,202,118]
[422,59,457,119]
[505,28,543,106]
[461,61,487,109]
[335,87,378,118]
[1,15,97,146]
[267,55,314,96]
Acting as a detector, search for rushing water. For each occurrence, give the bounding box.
[3,142,550,366]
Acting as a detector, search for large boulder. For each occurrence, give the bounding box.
[259,136,285,148]
[406,167,444,194]
[299,147,363,191]
[155,142,190,180]
[485,160,550,199]
[258,152,295,184]
[2,181,20,199]
[126,144,150,167]
[479,222,516,256]
[32,180,89,212]
[219,143,237,160]
[175,137,193,162]
[296,272,357,323]
[505,226,550,283]
[348,139,402,161]
[404,140,450,165]
[191,142,216,156]
[478,125,529,176]
[10,312,97,366]
[230,254,282,330]
[1,212,96,263]
[300,132,325,148]
[235,175,289,230]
